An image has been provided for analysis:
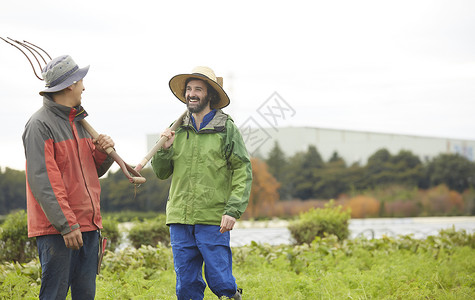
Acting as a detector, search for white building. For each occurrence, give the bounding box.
[147,127,475,165]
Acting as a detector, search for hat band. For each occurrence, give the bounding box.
[191,72,212,80]
[45,65,79,88]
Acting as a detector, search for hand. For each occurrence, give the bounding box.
[63,229,83,250]
[93,134,115,153]
[161,128,176,149]
[220,215,236,233]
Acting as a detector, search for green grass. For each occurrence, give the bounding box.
[1,229,474,299]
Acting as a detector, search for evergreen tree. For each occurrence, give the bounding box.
[265,141,292,200]
[317,152,349,198]
[292,145,325,200]
[426,153,475,192]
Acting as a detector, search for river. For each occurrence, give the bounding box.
[118,216,475,249]
[229,216,475,247]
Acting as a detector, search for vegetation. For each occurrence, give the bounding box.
[1,203,474,298]
[1,143,475,220]
[128,214,170,248]
[1,228,473,299]
[288,200,351,244]
[0,210,36,263]
[2,143,474,298]
[101,216,122,252]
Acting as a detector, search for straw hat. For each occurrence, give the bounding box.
[169,66,230,109]
[39,55,89,95]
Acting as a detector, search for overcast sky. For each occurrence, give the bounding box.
[1,0,475,171]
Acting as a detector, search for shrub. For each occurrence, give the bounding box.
[101,210,162,222]
[344,195,380,218]
[101,216,122,252]
[419,185,465,216]
[128,214,170,248]
[0,210,37,263]
[288,200,351,244]
[384,200,421,217]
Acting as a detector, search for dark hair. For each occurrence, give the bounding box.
[183,78,220,109]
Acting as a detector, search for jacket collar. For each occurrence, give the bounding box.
[182,109,228,132]
[43,95,88,122]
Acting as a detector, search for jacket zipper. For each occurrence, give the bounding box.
[70,114,98,229]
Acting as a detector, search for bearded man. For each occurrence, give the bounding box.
[152,66,252,300]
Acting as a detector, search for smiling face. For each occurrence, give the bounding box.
[185,79,210,114]
[50,79,86,108]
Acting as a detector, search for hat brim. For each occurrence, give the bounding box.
[39,65,90,96]
[169,73,230,109]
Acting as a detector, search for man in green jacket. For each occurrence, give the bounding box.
[152,66,252,300]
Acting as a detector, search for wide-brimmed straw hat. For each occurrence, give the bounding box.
[39,55,89,96]
[169,66,230,109]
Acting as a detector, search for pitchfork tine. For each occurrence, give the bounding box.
[19,42,48,65]
[1,37,43,80]
[8,37,45,73]
[23,40,52,61]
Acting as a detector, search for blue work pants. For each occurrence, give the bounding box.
[36,230,99,300]
[170,224,237,300]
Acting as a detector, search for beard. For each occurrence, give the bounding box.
[186,95,210,114]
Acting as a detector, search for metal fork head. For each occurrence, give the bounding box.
[1,37,52,81]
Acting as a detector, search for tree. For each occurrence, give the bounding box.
[365,148,394,187]
[100,168,171,212]
[391,150,424,187]
[266,141,287,182]
[291,145,325,200]
[0,168,26,215]
[365,148,424,188]
[426,154,475,193]
[265,141,292,200]
[247,158,280,218]
[328,151,346,165]
[316,153,349,199]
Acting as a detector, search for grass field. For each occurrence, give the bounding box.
[1,228,474,299]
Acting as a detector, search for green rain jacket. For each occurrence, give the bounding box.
[151,109,252,225]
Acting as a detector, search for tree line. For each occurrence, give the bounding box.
[1,142,475,216]
[264,142,475,201]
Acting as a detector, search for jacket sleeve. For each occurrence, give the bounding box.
[93,147,114,178]
[23,119,79,235]
[151,147,175,179]
[224,120,253,219]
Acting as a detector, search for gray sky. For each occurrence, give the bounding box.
[1,0,475,171]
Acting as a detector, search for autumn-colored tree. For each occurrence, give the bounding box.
[246,157,280,219]
[344,196,380,218]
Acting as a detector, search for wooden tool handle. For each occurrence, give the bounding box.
[135,110,188,172]
[79,119,114,155]
[79,118,147,184]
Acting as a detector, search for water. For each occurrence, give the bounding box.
[117,217,475,249]
[229,216,475,247]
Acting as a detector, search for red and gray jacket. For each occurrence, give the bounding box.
[23,96,113,238]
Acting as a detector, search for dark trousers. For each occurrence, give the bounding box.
[36,231,99,300]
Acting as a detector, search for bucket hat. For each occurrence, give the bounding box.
[169,66,230,109]
[39,55,89,95]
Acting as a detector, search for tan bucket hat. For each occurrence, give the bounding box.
[169,66,230,109]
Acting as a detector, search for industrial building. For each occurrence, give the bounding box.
[147,127,475,165]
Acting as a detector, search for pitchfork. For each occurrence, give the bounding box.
[1,37,146,184]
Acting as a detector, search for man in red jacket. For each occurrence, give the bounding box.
[23,55,114,300]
